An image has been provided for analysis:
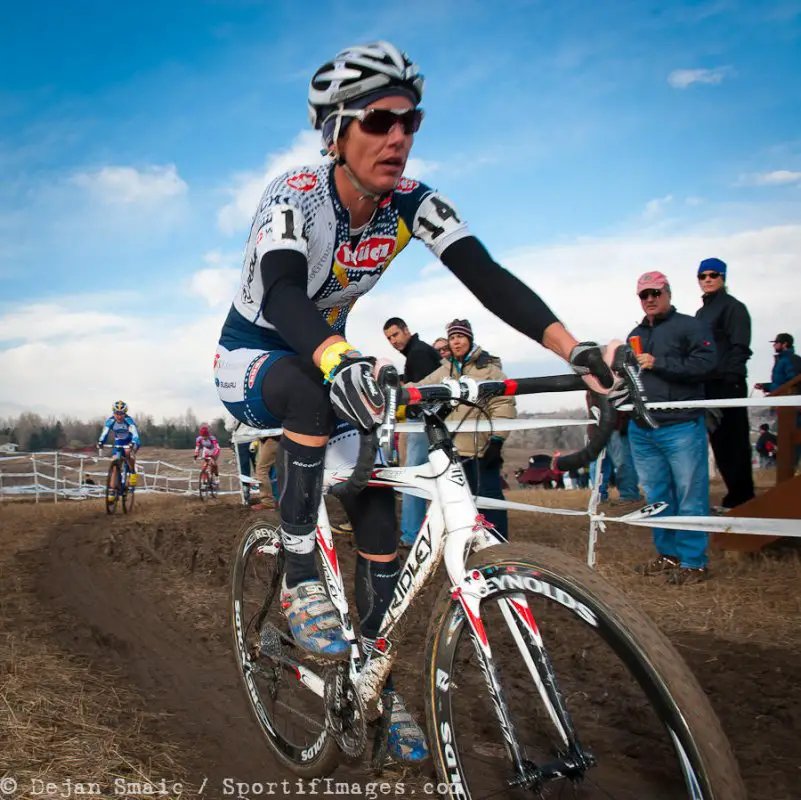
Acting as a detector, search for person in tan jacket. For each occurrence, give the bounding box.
[417,319,516,538]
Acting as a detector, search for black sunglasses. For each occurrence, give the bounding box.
[349,107,425,136]
[638,289,663,300]
[698,271,721,280]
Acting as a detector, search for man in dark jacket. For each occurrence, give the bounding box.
[627,271,717,584]
[694,257,755,510]
[383,317,442,545]
[383,317,442,383]
[756,333,801,393]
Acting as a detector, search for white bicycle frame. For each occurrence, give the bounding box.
[276,430,571,756]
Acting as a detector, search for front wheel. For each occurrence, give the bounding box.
[199,467,210,501]
[105,462,120,514]
[230,519,340,777]
[424,543,745,800]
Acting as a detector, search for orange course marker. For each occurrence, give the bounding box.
[629,335,643,356]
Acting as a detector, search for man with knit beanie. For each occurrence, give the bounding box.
[694,257,755,511]
[416,318,515,538]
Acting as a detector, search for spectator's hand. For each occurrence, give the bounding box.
[482,437,504,469]
[754,383,764,391]
[637,353,656,370]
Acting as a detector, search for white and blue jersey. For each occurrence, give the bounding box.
[98,416,140,450]
[214,162,471,427]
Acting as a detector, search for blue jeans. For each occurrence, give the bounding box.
[607,431,642,500]
[589,452,612,501]
[628,417,710,568]
[401,432,429,543]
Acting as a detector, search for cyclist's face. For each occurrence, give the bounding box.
[448,333,471,359]
[113,412,125,420]
[340,95,415,194]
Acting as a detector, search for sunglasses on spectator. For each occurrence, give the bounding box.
[341,107,425,136]
[698,271,722,280]
[638,289,663,300]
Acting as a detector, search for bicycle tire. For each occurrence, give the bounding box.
[120,462,131,515]
[424,543,746,800]
[199,468,209,501]
[125,463,135,514]
[105,462,119,515]
[230,519,340,777]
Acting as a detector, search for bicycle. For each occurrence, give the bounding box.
[101,443,136,515]
[197,449,218,501]
[230,361,746,799]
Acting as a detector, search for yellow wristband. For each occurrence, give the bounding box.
[320,340,359,381]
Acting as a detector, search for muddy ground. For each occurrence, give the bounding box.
[1,481,800,799]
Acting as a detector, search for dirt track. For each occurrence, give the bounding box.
[3,488,801,798]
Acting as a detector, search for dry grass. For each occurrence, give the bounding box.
[0,501,196,795]
[503,481,801,651]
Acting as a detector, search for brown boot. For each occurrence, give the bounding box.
[667,566,709,585]
[634,555,680,576]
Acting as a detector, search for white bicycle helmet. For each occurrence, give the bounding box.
[308,40,424,130]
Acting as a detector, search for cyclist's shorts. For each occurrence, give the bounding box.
[214,344,291,429]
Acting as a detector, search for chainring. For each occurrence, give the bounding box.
[324,664,367,758]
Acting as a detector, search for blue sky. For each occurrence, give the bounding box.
[2,0,800,420]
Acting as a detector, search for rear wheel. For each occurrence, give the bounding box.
[425,543,745,799]
[230,519,340,777]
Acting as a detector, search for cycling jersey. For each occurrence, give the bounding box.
[219,163,471,352]
[195,435,221,458]
[98,416,140,448]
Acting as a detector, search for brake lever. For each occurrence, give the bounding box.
[376,364,400,466]
[613,346,659,429]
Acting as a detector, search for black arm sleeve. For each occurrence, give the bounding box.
[440,236,560,343]
[260,250,338,360]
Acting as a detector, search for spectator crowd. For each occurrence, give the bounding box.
[230,256,799,588]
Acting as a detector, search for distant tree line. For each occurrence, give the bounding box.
[0,409,230,452]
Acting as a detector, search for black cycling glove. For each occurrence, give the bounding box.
[329,354,386,432]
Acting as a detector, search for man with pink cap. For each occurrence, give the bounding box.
[626,271,717,584]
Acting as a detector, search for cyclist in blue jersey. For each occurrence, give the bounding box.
[215,41,627,763]
[97,400,140,484]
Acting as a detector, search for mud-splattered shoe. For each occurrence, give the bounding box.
[386,691,429,762]
[279,576,348,659]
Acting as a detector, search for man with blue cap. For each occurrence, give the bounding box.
[694,257,755,511]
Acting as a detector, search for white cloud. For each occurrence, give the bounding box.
[216,131,442,235]
[685,196,705,206]
[0,304,134,342]
[5,209,798,422]
[71,164,187,205]
[217,131,326,235]
[188,251,241,309]
[667,67,733,89]
[642,194,673,218]
[737,170,801,187]
[0,301,224,422]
